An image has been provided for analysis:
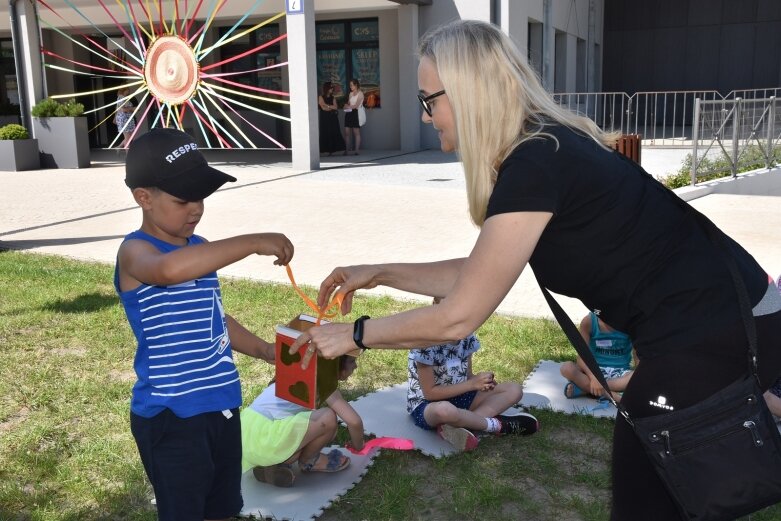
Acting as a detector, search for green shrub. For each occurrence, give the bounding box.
[661,145,781,189]
[61,98,85,117]
[31,97,85,117]
[31,98,60,117]
[0,123,29,140]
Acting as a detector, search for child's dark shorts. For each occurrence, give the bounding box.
[130,407,242,521]
[410,390,478,430]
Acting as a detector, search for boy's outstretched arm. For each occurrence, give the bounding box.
[118,233,293,289]
[326,390,364,451]
[225,315,274,362]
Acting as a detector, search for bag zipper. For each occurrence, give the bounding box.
[648,392,756,441]
[657,420,763,456]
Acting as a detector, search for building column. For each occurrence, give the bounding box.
[541,0,554,90]
[397,4,420,152]
[11,0,45,132]
[286,2,318,170]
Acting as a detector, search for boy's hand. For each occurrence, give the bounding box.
[256,233,294,266]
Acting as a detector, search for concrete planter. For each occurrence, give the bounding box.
[32,116,90,168]
[0,139,40,171]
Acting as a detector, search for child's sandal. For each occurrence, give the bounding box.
[252,463,295,487]
[301,449,350,473]
[564,381,586,399]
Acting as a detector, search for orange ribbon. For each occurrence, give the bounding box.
[285,264,343,325]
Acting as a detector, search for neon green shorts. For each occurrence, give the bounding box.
[240,407,312,472]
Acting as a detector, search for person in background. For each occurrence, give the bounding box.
[560,312,635,402]
[114,87,136,148]
[318,82,346,156]
[342,78,364,156]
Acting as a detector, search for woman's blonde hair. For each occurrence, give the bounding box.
[418,20,619,226]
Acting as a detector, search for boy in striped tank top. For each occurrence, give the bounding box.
[114,129,294,521]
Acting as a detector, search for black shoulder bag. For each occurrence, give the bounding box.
[536,205,781,520]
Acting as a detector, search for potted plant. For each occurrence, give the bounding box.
[0,123,40,171]
[32,97,90,168]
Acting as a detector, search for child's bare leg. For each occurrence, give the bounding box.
[764,391,781,418]
[423,400,491,431]
[290,408,337,466]
[469,382,523,418]
[590,371,634,403]
[560,360,592,395]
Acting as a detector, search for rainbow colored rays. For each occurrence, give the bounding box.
[37,0,290,149]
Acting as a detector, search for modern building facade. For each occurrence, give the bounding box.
[0,0,608,168]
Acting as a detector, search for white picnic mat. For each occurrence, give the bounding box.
[349,383,526,458]
[519,360,618,419]
[240,445,377,521]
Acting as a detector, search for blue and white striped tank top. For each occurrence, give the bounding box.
[114,230,241,418]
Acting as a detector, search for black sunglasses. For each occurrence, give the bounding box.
[417,89,446,116]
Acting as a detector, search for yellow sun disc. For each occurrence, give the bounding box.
[144,36,199,105]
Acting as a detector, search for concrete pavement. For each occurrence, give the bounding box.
[1,149,780,323]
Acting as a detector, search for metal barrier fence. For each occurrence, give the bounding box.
[691,96,781,183]
[553,88,781,147]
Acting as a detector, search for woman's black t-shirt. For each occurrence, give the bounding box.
[486,124,767,356]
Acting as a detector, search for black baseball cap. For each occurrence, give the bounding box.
[125,128,236,201]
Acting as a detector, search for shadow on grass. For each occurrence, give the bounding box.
[41,292,118,313]
[0,235,125,249]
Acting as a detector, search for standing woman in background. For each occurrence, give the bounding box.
[342,79,364,156]
[318,82,346,156]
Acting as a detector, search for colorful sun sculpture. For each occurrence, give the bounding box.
[37,0,290,149]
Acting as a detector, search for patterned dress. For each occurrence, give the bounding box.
[406,334,480,414]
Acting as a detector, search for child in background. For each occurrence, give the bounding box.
[242,355,364,487]
[115,128,294,520]
[560,312,635,402]
[406,297,539,452]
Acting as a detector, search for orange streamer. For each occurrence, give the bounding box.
[285,264,343,325]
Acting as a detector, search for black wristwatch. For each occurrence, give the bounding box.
[353,315,371,350]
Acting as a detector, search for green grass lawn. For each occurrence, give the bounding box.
[1,250,779,521]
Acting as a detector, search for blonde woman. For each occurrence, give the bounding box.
[291,20,781,520]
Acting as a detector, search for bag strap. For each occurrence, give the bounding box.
[535,170,760,425]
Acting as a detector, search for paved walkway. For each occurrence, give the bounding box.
[1,149,780,322]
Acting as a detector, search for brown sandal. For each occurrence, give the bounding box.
[252,463,295,487]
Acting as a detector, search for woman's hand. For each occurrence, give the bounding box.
[317,265,381,314]
[289,322,355,369]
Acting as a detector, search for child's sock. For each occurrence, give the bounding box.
[484,417,501,433]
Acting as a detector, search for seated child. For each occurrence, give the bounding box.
[241,355,364,487]
[406,298,539,452]
[560,312,635,402]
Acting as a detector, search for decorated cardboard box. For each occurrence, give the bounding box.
[275,314,340,409]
